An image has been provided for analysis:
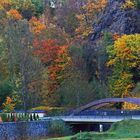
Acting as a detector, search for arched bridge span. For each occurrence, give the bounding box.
[71,98,140,115]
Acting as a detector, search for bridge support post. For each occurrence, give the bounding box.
[99,124,103,132]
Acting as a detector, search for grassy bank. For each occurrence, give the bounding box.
[44,119,140,140]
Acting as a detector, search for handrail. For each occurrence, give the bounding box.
[71,98,140,115]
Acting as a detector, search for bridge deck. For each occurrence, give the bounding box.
[41,115,140,123]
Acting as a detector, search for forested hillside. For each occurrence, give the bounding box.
[0,0,140,111]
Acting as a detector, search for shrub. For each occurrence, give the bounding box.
[2,96,15,113]
[48,120,73,137]
[0,113,7,122]
[0,80,13,107]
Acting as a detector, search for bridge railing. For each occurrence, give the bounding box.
[67,110,140,116]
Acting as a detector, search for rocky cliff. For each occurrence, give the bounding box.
[91,0,140,41]
[84,0,140,83]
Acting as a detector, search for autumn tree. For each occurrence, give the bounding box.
[75,0,107,39]
[2,9,45,109]
[7,9,22,20]
[33,38,71,105]
[29,14,72,106]
[29,16,46,34]
[0,0,13,10]
[107,34,140,98]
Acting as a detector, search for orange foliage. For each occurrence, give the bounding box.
[49,45,71,81]
[30,17,46,34]
[76,0,107,39]
[47,46,71,94]
[7,9,22,20]
[83,0,107,12]
[33,38,71,94]
[113,33,121,40]
[33,39,59,63]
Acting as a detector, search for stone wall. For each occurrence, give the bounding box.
[0,121,49,140]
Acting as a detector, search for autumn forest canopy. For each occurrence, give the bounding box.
[0,0,140,112]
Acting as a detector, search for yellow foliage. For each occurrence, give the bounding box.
[0,0,13,9]
[122,0,135,9]
[123,102,140,110]
[107,34,140,99]
[108,34,140,67]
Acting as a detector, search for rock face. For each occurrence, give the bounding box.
[84,0,140,82]
[91,0,140,41]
